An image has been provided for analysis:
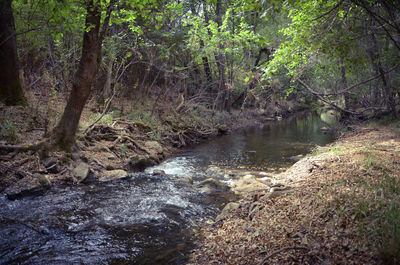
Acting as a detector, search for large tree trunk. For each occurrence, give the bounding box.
[52,1,101,151]
[0,0,27,106]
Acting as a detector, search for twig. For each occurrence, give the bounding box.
[311,0,344,21]
[258,246,308,265]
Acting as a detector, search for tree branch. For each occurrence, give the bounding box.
[296,77,360,115]
[311,0,344,22]
[315,63,400,96]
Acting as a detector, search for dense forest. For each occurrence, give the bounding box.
[0,0,399,264]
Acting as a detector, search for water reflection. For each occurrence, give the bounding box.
[151,112,334,173]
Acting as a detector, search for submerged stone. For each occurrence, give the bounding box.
[196,178,230,194]
[98,169,128,182]
[127,155,155,172]
[232,174,269,193]
[152,169,166,176]
[5,174,51,200]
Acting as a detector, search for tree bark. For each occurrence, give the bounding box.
[0,0,27,106]
[52,0,102,151]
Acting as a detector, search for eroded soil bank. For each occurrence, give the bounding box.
[0,92,302,199]
[189,122,400,265]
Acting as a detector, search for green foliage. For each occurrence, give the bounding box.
[0,120,21,144]
[81,113,113,128]
[127,110,161,129]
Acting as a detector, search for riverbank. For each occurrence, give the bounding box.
[188,121,400,265]
[0,94,295,198]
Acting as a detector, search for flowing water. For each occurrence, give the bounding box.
[0,113,334,265]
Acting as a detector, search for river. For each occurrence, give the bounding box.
[0,112,334,264]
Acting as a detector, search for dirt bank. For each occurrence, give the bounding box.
[0,96,289,197]
[189,122,400,265]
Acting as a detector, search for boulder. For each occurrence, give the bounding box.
[196,178,230,194]
[152,169,166,176]
[205,166,225,179]
[174,175,194,185]
[73,162,90,183]
[232,174,269,193]
[182,175,193,185]
[290,154,304,162]
[144,141,164,161]
[127,155,155,172]
[258,176,272,185]
[5,174,51,200]
[215,202,240,222]
[42,158,56,168]
[144,141,163,154]
[42,158,59,174]
[98,169,128,182]
[222,202,240,212]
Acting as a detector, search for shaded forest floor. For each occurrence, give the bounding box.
[189,122,400,265]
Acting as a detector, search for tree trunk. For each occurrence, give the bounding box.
[200,40,213,88]
[214,0,229,111]
[368,31,397,118]
[52,0,101,151]
[103,56,114,99]
[202,2,215,94]
[190,1,213,88]
[0,0,27,106]
[339,58,351,113]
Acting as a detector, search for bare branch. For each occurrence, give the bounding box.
[316,63,400,96]
[312,0,344,22]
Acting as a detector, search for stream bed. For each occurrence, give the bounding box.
[0,113,334,264]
